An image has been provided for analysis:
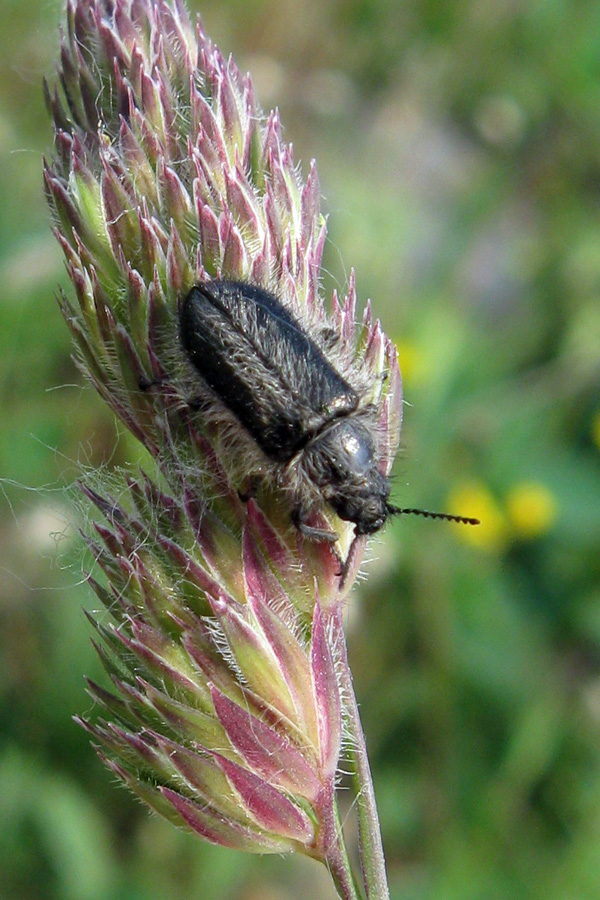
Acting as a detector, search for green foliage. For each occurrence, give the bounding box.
[1,1,599,898]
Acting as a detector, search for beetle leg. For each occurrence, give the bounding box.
[138,374,168,391]
[292,506,339,543]
[238,474,262,503]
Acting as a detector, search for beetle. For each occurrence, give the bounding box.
[179,280,478,541]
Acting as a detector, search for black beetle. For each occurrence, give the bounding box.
[179,280,392,540]
[179,280,478,541]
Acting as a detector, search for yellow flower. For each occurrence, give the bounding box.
[395,340,422,386]
[506,482,557,539]
[446,481,507,552]
[592,409,600,452]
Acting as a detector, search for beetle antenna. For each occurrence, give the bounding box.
[386,504,480,526]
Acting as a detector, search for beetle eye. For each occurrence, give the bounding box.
[343,433,361,456]
[340,426,373,472]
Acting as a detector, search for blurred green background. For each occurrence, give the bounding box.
[2,0,600,898]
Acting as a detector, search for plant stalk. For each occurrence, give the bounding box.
[314,776,363,900]
[333,609,390,900]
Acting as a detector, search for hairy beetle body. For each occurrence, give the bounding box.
[180,281,359,462]
[179,280,392,539]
